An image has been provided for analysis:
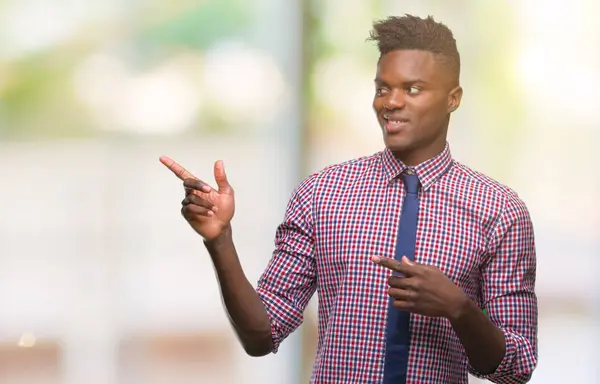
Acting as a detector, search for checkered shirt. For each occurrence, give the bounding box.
[256,143,538,383]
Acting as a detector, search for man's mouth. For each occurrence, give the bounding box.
[383,113,408,122]
[382,114,409,130]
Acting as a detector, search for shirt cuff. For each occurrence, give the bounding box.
[470,329,532,384]
[483,329,517,378]
[256,287,303,354]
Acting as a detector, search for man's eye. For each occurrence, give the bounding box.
[406,86,420,95]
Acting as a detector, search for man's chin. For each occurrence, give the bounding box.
[383,135,412,152]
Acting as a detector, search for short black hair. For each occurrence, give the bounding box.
[367,14,460,82]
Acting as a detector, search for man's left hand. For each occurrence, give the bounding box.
[372,255,469,320]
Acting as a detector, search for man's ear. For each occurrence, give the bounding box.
[447,86,463,113]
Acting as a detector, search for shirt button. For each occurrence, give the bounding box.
[405,169,414,175]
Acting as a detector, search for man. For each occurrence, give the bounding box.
[160,14,538,384]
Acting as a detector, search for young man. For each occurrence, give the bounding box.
[160,14,538,384]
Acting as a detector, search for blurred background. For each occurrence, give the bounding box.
[0,0,598,383]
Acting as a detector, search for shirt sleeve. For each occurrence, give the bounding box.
[469,196,539,383]
[255,174,318,353]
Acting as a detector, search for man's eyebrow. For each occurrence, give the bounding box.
[374,77,429,86]
[405,78,428,85]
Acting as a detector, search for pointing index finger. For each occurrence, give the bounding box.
[159,156,197,181]
[371,256,414,276]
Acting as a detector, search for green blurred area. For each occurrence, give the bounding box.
[0,0,251,139]
[136,0,249,52]
[0,0,545,160]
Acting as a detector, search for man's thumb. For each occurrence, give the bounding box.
[214,160,232,193]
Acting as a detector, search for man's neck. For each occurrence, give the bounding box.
[392,142,447,167]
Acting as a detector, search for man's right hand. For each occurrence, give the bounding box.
[159,156,235,241]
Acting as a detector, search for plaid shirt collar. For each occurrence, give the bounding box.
[379,142,454,191]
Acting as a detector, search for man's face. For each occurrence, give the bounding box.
[372,49,462,164]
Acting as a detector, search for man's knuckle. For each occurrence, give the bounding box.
[412,280,422,290]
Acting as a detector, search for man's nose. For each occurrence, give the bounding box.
[385,89,406,109]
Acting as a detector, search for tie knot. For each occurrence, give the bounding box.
[401,172,420,194]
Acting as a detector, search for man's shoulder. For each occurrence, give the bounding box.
[318,152,380,176]
[305,151,382,187]
[452,161,530,216]
[288,152,380,206]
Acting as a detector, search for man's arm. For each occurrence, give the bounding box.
[466,197,538,383]
[448,290,507,374]
[254,174,318,353]
[206,175,318,356]
[373,195,537,383]
[204,227,274,356]
[161,156,318,357]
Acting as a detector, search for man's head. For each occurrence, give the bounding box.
[368,14,462,165]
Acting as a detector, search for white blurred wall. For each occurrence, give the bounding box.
[0,137,302,384]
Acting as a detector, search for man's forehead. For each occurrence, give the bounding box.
[376,49,447,83]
